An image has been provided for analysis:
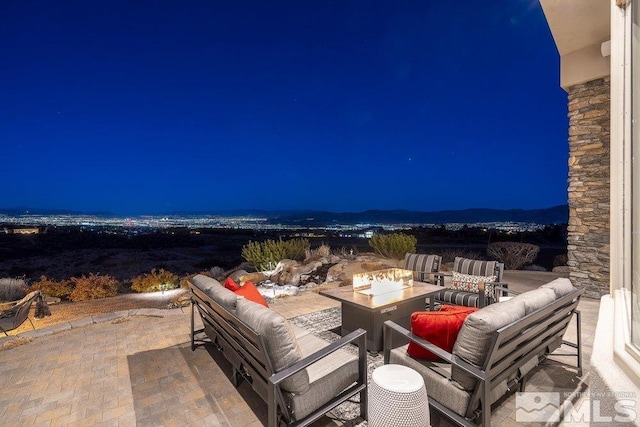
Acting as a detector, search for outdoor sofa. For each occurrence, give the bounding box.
[383,277,584,426]
[187,274,368,427]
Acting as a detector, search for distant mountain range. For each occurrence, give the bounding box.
[0,205,569,226]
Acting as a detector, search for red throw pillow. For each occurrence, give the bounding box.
[407,305,479,360]
[224,277,241,292]
[234,280,269,307]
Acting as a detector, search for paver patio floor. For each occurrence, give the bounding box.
[0,271,599,426]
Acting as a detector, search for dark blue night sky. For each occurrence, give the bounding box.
[1,1,567,215]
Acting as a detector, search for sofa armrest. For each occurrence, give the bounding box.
[268,328,367,387]
[493,283,512,298]
[433,271,451,287]
[383,320,487,382]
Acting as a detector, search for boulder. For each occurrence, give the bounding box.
[228,269,249,282]
[325,256,398,284]
[276,260,324,287]
[238,272,267,284]
[209,266,225,281]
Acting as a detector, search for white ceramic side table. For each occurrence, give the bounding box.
[369,364,430,427]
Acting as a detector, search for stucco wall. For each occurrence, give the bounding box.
[566,76,610,298]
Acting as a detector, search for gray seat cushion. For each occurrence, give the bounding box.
[451,297,526,390]
[285,332,359,421]
[389,345,508,417]
[236,298,309,394]
[433,289,481,307]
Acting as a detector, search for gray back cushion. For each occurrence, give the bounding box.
[191,274,238,313]
[403,253,441,281]
[451,298,526,390]
[454,257,500,279]
[541,278,575,298]
[236,298,310,394]
[515,288,557,315]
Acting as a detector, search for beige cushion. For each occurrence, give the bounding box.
[236,298,309,394]
[451,297,526,390]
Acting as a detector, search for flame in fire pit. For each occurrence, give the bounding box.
[353,268,413,296]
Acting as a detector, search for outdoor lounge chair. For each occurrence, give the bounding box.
[403,253,442,283]
[0,291,40,336]
[430,257,507,309]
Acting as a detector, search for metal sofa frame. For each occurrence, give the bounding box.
[188,281,368,427]
[383,285,584,426]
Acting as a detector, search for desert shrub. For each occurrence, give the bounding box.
[242,238,310,271]
[131,269,179,293]
[28,276,73,299]
[69,273,119,302]
[369,233,417,260]
[438,248,483,264]
[0,277,27,302]
[553,253,569,267]
[487,242,540,270]
[304,244,331,261]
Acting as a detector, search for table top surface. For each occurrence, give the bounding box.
[319,281,442,310]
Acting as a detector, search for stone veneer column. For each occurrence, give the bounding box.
[566,76,610,298]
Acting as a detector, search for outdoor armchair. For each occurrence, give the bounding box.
[0,291,40,336]
[430,257,507,309]
[403,253,442,283]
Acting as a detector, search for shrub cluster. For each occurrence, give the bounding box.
[369,233,417,260]
[487,241,540,270]
[69,273,119,302]
[438,248,483,264]
[131,269,179,293]
[241,238,310,271]
[29,276,73,299]
[304,244,331,262]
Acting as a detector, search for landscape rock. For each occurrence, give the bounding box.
[325,256,398,284]
[277,261,325,287]
[257,284,300,302]
[237,272,267,284]
[209,266,225,281]
[228,269,249,282]
[272,259,298,274]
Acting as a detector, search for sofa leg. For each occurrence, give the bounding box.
[190,300,195,351]
[481,383,491,427]
[231,368,242,387]
[575,310,583,377]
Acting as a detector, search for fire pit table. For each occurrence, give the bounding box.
[320,269,442,353]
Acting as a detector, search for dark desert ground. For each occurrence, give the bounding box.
[0,225,567,336]
[0,225,568,284]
